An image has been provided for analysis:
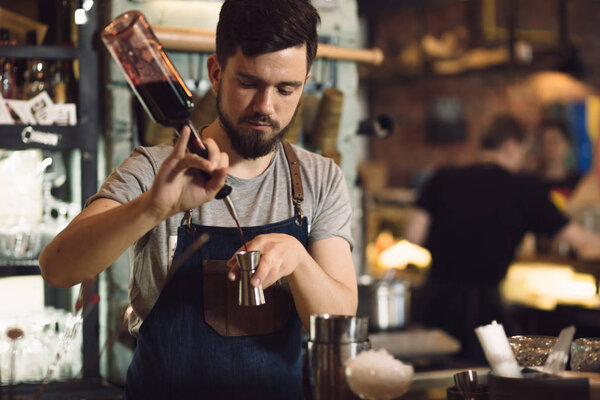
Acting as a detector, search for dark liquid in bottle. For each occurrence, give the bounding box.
[133,80,193,128]
[134,81,243,247]
[187,128,209,159]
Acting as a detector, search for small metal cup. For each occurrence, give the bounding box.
[236,250,265,306]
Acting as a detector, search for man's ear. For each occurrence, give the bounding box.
[207,54,221,95]
[305,71,311,85]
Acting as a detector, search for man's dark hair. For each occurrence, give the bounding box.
[480,115,526,150]
[216,0,320,72]
[539,118,571,142]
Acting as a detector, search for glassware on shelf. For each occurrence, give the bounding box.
[23,30,50,100]
[0,28,17,99]
[0,307,82,384]
[0,225,42,260]
[0,149,45,261]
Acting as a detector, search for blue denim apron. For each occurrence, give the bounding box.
[125,142,308,400]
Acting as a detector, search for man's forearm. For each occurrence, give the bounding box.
[39,194,164,288]
[558,221,600,260]
[288,252,358,329]
[404,207,430,246]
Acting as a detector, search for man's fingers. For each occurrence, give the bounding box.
[174,125,190,157]
[203,138,222,170]
[204,167,228,195]
[227,255,242,281]
[228,269,239,281]
[182,153,214,172]
[251,257,272,288]
[217,151,229,171]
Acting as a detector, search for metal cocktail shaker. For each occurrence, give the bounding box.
[307,314,370,400]
[235,250,265,306]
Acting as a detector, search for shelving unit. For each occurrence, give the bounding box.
[0,3,100,378]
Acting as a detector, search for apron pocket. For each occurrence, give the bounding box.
[203,260,294,336]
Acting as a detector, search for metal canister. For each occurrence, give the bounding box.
[307,314,370,400]
[357,277,410,331]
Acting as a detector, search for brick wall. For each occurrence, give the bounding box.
[363,0,600,187]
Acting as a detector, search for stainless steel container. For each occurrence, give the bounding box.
[236,250,265,306]
[307,314,370,400]
[357,276,410,331]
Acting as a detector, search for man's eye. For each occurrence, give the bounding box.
[278,88,293,96]
[239,81,256,88]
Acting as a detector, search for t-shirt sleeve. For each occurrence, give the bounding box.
[521,176,569,236]
[307,160,354,249]
[85,147,158,207]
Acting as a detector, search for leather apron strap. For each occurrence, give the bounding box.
[282,141,304,224]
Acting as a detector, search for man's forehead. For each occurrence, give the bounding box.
[225,45,309,75]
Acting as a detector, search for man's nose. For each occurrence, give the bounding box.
[252,89,274,115]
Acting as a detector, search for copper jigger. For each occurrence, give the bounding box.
[236,250,265,306]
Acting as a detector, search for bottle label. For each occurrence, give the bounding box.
[54,82,67,103]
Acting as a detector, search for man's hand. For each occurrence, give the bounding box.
[148,126,229,219]
[226,233,308,289]
[227,233,357,329]
[39,126,229,288]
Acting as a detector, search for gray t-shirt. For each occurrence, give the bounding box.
[88,140,353,334]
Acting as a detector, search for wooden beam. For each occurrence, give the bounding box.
[152,25,384,66]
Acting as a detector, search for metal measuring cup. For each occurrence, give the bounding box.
[235,250,265,306]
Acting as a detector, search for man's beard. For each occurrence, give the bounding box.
[216,88,299,159]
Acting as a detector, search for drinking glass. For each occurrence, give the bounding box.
[508,335,557,367]
[570,337,600,372]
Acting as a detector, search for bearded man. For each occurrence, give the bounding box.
[39,0,357,398]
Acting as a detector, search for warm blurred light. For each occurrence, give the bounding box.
[377,239,431,270]
[528,71,591,104]
[74,8,88,25]
[501,262,599,310]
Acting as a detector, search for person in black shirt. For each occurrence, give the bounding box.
[404,115,600,363]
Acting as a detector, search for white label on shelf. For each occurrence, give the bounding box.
[0,94,14,124]
[54,103,77,126]
[28,91,55,125]
[6,99,36,124]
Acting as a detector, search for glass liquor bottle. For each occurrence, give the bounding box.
[101,10,232,199]
[0,28,17,99]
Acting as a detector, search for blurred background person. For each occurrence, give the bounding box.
[536,118,583,254]
[537,118,582,204]
[404,114,600,364]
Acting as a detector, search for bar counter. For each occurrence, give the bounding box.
[403,367,490,400]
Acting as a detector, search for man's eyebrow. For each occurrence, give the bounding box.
[236,72,303,87]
